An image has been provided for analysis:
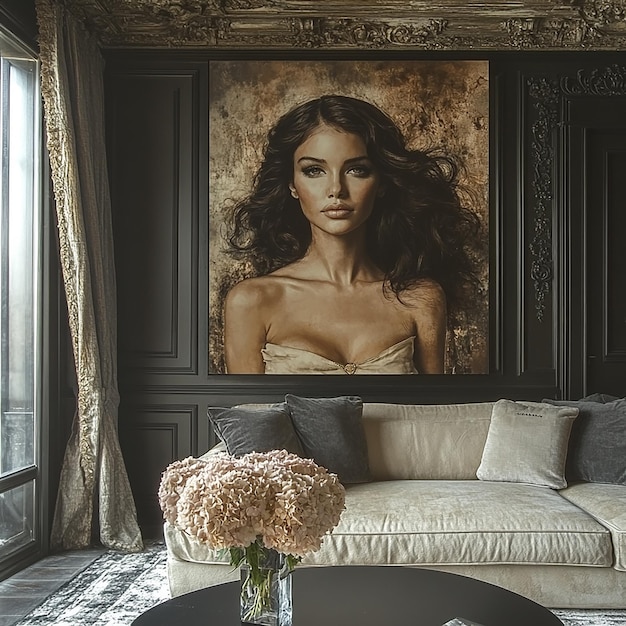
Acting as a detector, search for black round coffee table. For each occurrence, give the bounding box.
[133,566,563,625]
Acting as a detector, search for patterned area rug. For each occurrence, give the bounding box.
[15,543,170,625]
[14,544,626,625]
[555,612,626,626]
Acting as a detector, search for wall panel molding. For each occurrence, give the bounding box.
[524,64,626,323]
[118,401,210,531]
[108,66,205,377]
[522,61,626,392]
[546,63,626,397]
[119,405,194,528]
[589,134,626,364]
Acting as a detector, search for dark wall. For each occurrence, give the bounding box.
[104,50,626,534]
[0,0,37,50]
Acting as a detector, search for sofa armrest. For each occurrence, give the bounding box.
[559,482,626,571]
[199,441,227,460]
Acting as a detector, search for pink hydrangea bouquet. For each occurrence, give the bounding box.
[158,449,346,625]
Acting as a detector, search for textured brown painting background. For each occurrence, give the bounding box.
[208,60,489,374]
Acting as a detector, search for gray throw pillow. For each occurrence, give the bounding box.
[581,393,620,404]
[476,399,578,489]
[543,397,626,485]
[207,403,304,457]
[285,394,371,484]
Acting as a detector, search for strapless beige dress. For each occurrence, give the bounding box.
[261,336,418,374]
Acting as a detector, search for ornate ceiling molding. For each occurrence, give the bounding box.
[65,0,626,49]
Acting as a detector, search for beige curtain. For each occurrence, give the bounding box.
[36,0,143,552]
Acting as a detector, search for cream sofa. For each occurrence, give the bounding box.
[164,400,626,609]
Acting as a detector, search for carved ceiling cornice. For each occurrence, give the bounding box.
[65,0,626,50]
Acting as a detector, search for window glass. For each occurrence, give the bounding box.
[0,480,34,552]
[0,33,39,479]
[0,24,41,571]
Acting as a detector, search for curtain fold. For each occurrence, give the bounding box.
[36,0,143,552]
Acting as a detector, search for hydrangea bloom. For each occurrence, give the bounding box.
[158,449,345,558]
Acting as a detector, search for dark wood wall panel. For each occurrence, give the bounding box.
[106,59,209,535]
[0,0,36,48]
[554,83,626,399]
[585,126,626,395]
[108,71,199,375]
[603,140,626,359]
[118,400,212,533]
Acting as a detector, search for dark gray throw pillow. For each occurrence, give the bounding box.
[285,394,371,484]
[543,397,626,485]
[581,393,620,404]
[207,403,304,457]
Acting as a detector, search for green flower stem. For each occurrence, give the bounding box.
[231,539,299,623]
[241,566,274,621]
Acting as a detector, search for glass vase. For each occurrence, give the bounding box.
[239,548,293,626]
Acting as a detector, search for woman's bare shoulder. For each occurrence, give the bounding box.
[225,275,286,310]
[401,278,446,309]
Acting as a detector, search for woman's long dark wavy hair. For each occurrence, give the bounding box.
[228,94,482,308]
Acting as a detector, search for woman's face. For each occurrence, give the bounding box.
[289,124,382,237]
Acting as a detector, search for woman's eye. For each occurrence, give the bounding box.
[348,165,372,177]
[302,166,324,177]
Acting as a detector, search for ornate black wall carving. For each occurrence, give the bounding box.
[527,76,559,322]
[560,63,626,95]
[526,63,626,322]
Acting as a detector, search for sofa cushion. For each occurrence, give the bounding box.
[361,402,494,481]
[559,481,626,571]
[165,521,228,565]
[543,397,626,485]
[308,481,612,567]
[207,403,304,457]
[581,393,620,403]
[477,399,578,489]
[165,480,612,569]
[285,394,370,484]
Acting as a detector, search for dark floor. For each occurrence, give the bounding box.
[0,548,104,626]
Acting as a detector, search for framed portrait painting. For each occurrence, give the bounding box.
[208,59,489,376]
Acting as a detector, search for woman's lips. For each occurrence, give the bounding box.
[322,204,352,218]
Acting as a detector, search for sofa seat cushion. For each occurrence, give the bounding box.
[559,482,626,571]
[304,481,612,567]
[164,480,613,569]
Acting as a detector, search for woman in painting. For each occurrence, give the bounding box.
[223,95,480,375]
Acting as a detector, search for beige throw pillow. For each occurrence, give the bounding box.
[476,399,579,489]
